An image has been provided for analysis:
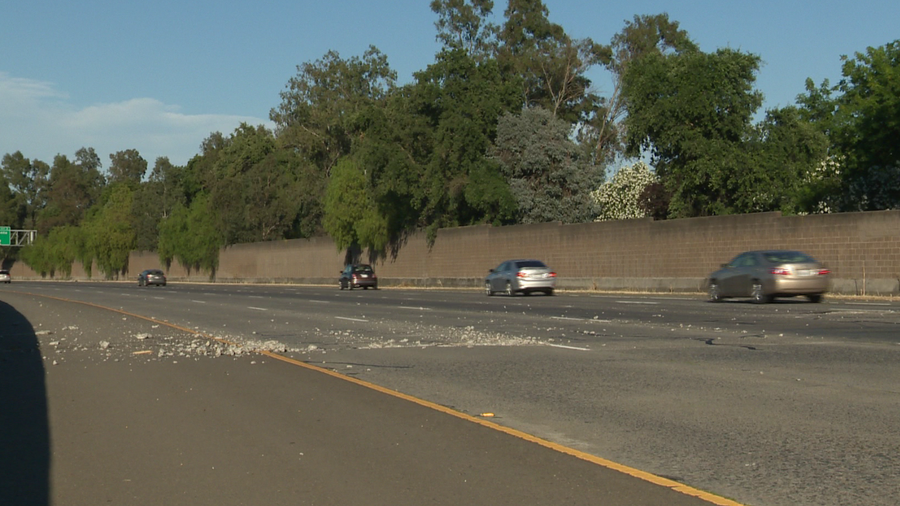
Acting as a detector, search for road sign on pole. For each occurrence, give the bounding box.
[0,227,10,246]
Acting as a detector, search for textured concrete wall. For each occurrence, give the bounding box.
[9,210,900,295]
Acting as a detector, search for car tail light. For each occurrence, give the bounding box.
[548,272,557,278]
[516,271,527,278]
[818,269,831,276]
[770,267,792,275]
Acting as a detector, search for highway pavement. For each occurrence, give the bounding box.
[2,281,899,505]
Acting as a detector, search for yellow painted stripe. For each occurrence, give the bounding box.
[15,289,745,506]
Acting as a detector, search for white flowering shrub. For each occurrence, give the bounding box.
[592,161,658,221]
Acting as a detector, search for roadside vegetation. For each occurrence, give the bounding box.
[2,2,898,277]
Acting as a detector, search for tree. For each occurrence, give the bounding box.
[323,157,387,252]
[430,0,498,59]
[270,47,397,176]
[622,48,763,218]
[157,193,221,274]
[108,149,148,185]
[496,0,603,124]
[744,106,829,214]
[82,183,136,278]
[832,40,900,210]
[584,14,696,166]
[38,149,107,233]
[491,107,603,223]
[593,161,658,221]
[1,151,50,229]
[131,157,186,251]
[408,48,521,238]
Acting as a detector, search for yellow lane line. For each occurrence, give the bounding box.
[15,289,746,506]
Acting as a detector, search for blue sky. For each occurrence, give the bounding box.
[2,0,898,169]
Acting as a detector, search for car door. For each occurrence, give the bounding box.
[733,253,761,296]
[719,253,749,296]
[491,262,509,292]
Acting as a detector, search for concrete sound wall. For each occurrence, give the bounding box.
[10,210,900,296]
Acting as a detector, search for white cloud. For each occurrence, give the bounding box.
[0,72,273,168]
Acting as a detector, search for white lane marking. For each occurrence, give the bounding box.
[336,316,368,322]
[192,300,206,304]
[397,306,433,311]
[249,295,264,299]
[308,300,330,304]
[616,301,659,305]
[552,316,584,321]
[844,302,891,306]
[546,343,591,351]
[248,306,268,311]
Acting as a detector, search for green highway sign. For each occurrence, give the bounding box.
[0,226,9,246]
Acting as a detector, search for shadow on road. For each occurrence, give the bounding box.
[0,299,49,505]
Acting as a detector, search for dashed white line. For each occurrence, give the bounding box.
[551,316,584,321]
[335,316,368,322]
[397,306,433,311]
[616,301,659,305]
[248,306,268,311]
[546,343,591,351]
[192,300,206,304]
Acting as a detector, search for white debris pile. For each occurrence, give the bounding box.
[354,323,538,349]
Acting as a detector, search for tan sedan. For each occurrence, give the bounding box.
[707,250,830,303]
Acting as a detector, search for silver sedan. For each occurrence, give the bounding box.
[707,250,830,303]
[485,259,556,296]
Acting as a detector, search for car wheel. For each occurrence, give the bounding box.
[807,294,823,303]
[751,282,771,304]
[505,281,514,296]
[485,282,493,296]
[708,281,722,302]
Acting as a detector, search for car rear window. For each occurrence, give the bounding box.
[354,265,374,272]
[516,260,547,268]
[763,252,816,264]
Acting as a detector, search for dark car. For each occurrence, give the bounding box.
[707,250,830,303]
[138,269,167,287]
[339,264,378,290]
[485,259,556,296]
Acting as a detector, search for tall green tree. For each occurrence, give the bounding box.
[409,48,520,238]
[497,0,603,124]
[157,193,221,274]
[1,151,50,229]
[430,0,498,59]
[108,149,148,185]
[82,183,136,278]
[38,149,106,234]
[491,107,603,223]
[585,13,697,166]
[623,48,763,218]
[271,47,397,176]
[832,40,900,210]
[323,157,388,252]
[131,157,186,251]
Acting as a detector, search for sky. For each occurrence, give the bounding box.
[2,0,898,170]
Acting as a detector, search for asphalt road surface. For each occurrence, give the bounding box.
[2,281,899,506]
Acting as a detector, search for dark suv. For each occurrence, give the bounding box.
[339,264,377,290]
[138,269,167,287]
